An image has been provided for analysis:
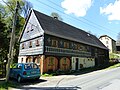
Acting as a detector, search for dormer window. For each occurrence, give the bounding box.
[29,41,32,48]
[36,40,40,46]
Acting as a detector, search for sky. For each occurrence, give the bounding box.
[1,0,120,40]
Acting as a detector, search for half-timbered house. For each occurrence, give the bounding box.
[18,9,109,74]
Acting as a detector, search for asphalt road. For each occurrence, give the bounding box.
[19,67,120,90]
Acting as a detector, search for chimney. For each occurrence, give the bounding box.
[54,16,58,20]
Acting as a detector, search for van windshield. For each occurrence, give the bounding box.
[24,63,38,70]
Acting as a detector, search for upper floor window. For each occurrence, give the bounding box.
[22,43,24,49]
[29,41,32,48]
[36,40,40,46]
[107,45,109,48]
[106,41,108,44]
[52,40,58,47]
[30,24,34,31]
[64,42,69,48]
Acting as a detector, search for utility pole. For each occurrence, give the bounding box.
[6,1,19,82]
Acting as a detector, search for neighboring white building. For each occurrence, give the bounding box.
[99,35,116,53]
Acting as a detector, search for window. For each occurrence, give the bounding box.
[30,24,34,31]
[29,41,32,48]
[26,30,29,33]
[49,57,54,65]
[34,57,40,64]
[74,43,77,50]
[107,46,109,48]
[64,57,67,64]
[77,44,80,50]
[106,41,108,44]
[21,58,23,63]
[22,43,24,49]
[52,40,58,47]
[64,42,69,48]
[36,40,40,46]
[83,59,86,64]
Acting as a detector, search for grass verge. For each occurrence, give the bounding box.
[105,63,120,70]
[0,80,20,90]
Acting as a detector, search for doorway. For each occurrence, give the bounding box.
[75,58,79,70]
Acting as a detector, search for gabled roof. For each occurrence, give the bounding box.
[99,35,116,42]
[19,9,108,50]
[33,10,107,50]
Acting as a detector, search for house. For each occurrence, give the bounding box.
[99,35,116,53]
[116,42,120,53]
[18,9,109,74]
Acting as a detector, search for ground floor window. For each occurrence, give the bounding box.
[49,57,54,65]
[26,56,32,63]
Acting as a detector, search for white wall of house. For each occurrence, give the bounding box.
[18,56,27,63]
[19,37,44,56]
[99,36,116,53]
[21,10,44,42]
[18,10,44,62]
[71,57,95,70]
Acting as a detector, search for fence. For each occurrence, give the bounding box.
[0,63,6,78]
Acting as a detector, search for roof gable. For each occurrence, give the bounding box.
[99,35,116,42]
[20,10,44,42]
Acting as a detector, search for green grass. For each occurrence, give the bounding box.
[42,73,54,77]
[105,63,120,70]
[0,81,20,90]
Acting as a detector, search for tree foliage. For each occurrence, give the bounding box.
[0,0,33,63]
[0,14,9,62]
[51,12,63,21]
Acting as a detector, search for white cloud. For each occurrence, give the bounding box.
[100,0,120,20]
[61,0,93,17]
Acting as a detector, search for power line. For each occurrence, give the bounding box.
[48,0,119,34]
[35,0,118,36]
[1,0,14,14]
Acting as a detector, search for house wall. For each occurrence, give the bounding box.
[71,57,95,70]
[19,37,44,56]
[43,56,58,73]
[20,10,44,42]
[44,34,108,72]
[18,55,44,74]
[100,36,116,53]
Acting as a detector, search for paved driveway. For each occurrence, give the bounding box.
[10,68,120,90]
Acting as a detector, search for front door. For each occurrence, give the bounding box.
[75,58,79,70]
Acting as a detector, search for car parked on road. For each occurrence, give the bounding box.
[9,63,40,83]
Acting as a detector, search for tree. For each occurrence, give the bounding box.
[51,12,63,21]
[0,0,33,63]
[0,14,9,63]
[22,0,33,19]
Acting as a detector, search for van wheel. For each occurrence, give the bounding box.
[17,76,22,83]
